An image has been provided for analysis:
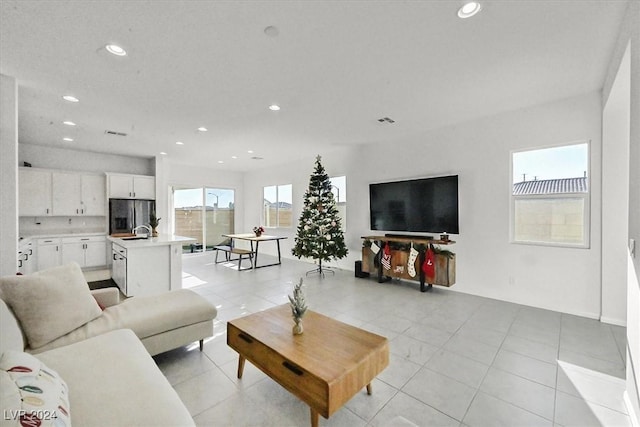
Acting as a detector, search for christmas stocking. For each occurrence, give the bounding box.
[422,246,436,280]
[408,246,419,277]
[370,242,380,255]
[381,243,391,270]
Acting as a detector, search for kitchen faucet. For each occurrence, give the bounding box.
[132,225,152,237]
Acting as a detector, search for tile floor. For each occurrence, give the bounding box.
[153,253,631,427]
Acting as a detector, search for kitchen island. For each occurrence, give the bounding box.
[108,234,194,297]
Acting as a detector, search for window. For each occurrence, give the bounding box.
[263,184,292,228]
[330,176,347,231]
[511,142,589,247]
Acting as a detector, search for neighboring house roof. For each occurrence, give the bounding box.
[265,201,292,208]
[175,205,233,210]
[513,177,588,195]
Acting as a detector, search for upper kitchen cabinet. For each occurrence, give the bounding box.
[80,174,106,215]
[19,167,106,217]
[52,172,81,215]
[19,168,52,216]
[51,172,106,216]
[108,173,155,200]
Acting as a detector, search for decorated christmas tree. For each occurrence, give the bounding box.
[292,155,348,276]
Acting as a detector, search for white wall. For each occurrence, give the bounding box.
[601,1,640,423]
[0,75,19,276]
[165,161,245,236]
[602,44,630,327]
[19,143,154,176]
[244,91,603,319]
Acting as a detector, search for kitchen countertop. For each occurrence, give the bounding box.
[108,234,195,248]
[20,231,107,240]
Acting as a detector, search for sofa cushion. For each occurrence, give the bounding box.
[0,299,25,353]
[0,263,102,349]
[0,350,72,427]
[30,289,216,354]
[36,329,195,426]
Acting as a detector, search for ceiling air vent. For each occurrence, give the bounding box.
[377,117,395,124]
[104,130,128,137]
[251,156,264,160]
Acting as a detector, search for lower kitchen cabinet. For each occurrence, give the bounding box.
[36,238,61,271]
[31,234,107,273]
[111,242,171,297]
[62,236,107,268]
[18,240,35,274]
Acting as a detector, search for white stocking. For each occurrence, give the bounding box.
[408,247,419,277]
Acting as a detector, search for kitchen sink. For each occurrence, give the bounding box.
[121,236,149,240]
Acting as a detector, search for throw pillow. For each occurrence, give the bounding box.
[0,350,72,426]
[0,262,102,349]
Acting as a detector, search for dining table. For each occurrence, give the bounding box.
[221,233,287,269]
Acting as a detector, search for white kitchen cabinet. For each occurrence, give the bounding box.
[81,174,106,215]
[18,240,35,275]
[84,239,107,267]
[108,174,155,199]
[111,243,127,292]
[36,238,61,271]
[20,168,106,217]
[52,172,82,215]
[19,168,52,216]
[110,241,178,297]
[53,172,106,216]
[62,236,107,268]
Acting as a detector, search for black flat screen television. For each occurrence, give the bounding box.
[369,175,459,234]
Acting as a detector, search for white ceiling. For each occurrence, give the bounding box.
[0,0,629,172]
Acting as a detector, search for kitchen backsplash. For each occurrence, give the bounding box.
[20,216,106,237]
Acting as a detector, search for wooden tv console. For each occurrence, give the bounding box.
[360,235,456,292]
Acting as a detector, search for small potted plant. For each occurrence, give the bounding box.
[149,212,161,237]
[253,226,265,237]
[288,278,307,335]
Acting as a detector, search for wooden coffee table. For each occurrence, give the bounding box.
[227,305,389,427]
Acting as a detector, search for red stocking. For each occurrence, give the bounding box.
[422,246,435,279]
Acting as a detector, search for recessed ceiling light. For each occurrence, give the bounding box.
[160,152,167,155]
[268,104,280,111]
[231,156,238,159]
[458,2,482,18]
[105,44,127,56]
[264,26,279,37]
[247,150,254,154]
[62,95,79,103]
[63,137,73,142]
[176,141,184,145]
[197,127,208,132]
[218,160,224,164]
[63,121,76,126]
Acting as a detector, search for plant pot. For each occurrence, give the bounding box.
[292,321,303,335]
[152,227,158,237]
[255,232,262,237]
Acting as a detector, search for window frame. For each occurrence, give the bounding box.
[509,141,591,249]
[329,175,347,231]
[170,185,236,251]
[262,183,293,229]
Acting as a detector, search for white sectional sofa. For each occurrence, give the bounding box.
[0,263,217,426]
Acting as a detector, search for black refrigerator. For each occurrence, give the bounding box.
[109,199,156,235]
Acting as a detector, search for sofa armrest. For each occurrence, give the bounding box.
[91,288,120,308]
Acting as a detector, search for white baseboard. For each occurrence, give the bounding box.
[600,316,628,327]
[624,391,640,427]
